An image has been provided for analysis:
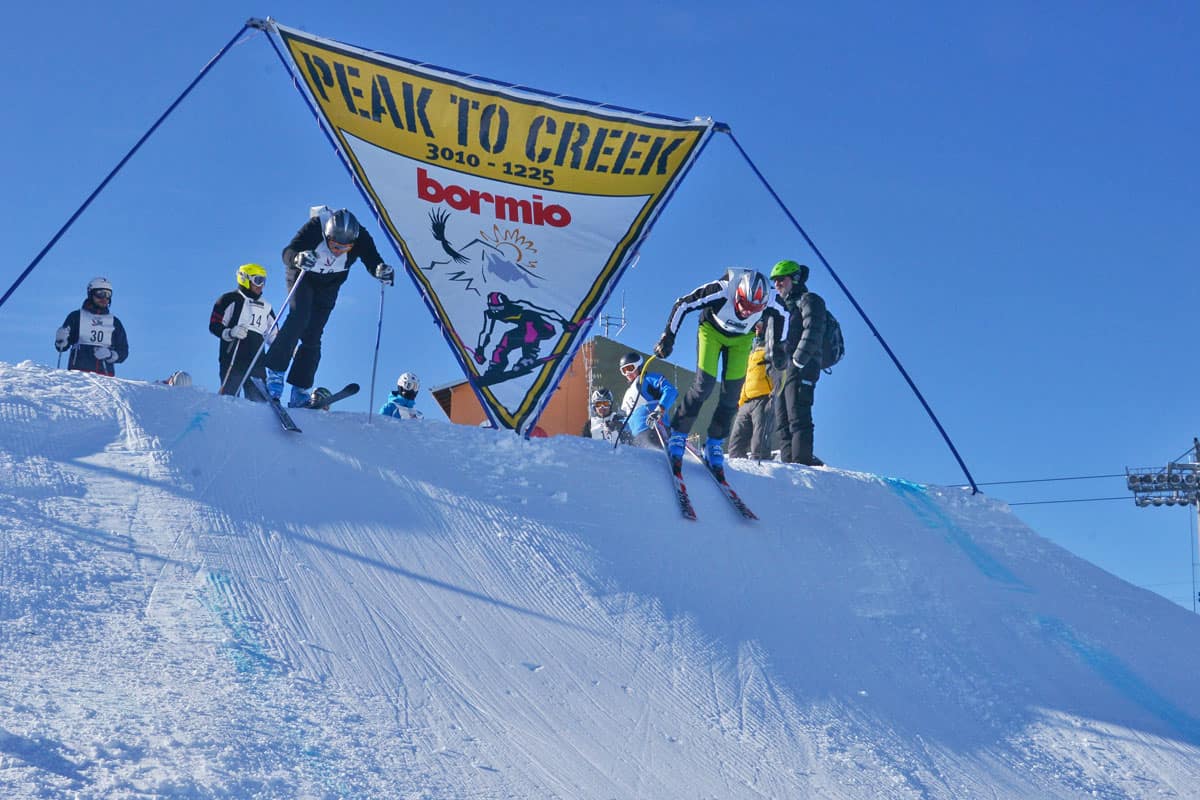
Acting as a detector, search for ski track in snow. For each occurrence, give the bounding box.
[1,361,1200,798]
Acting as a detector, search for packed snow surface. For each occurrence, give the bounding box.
[1,361,1199,799]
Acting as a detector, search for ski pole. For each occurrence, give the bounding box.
[366,279,386,423]
[238,267,309,391]
[218,339,242,396]
[59,343,79,370]
[612,355,656,450]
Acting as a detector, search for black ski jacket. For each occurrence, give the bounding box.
[281,217,385,278]
[768,283,826,369]
[58,299,129,375]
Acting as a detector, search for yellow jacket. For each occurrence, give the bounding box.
[739,345,773,404]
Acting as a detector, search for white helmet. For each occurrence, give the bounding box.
[167,370,192,387]
[397,372,420,400]
[87,276,113,295]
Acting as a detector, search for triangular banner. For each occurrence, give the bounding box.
[271,22,715,434]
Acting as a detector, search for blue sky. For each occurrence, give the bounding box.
[2,2,1198,607]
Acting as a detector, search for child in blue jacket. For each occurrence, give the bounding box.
[617,352,677,449]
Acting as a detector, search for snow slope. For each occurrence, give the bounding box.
[1,360,1199,799]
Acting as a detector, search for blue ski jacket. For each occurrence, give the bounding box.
[379,391,423,419]
[621,373,677,437]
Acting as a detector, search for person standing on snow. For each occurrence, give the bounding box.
[727,320,775,460]
[54,277,129,376]
[766,259,826,466]
[263,206,395,408]
[617,351,678,450]
[652,268,777,478]
[581,387,629,445]
[209,263,276,398]
[379,372,424,419]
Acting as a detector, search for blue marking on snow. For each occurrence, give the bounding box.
[885,477,1026,588]
[169,411,209,446]
[1037,615,1200,743]
[201,570,277,676]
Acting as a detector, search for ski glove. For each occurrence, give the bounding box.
[646,405,664,424]
[473,346,487,365]
[54,326,70,352]
[93,346,114,362]
[654,331,675,359]
[374,263,395,284]
[791,350,807,370]
[222,325,249,342]
[293,250,317,270]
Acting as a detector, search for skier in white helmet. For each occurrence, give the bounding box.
[54,277,129,376]
[380,372,424,419]
[581,386,629,444]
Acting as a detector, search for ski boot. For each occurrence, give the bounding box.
[288,385,313,409]
[265,368,286,400]
[704,437,726,482]
[667,431,687,474]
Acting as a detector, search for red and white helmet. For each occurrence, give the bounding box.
[732,269,769,319]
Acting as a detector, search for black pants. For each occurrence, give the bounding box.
[218,334,266,398]
[263,268,346,389]
[775,363,820,464]
[671,368,745,442]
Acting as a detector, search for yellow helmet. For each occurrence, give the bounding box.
[236,263,267,291]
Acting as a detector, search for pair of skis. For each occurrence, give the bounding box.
[652,420,757,521]
[248,379,360,434]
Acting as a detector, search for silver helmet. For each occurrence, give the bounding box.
[324,208,360,246]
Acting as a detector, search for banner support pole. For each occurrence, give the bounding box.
[723,129,979,494]
[0,22,257,312]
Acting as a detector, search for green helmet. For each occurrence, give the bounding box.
[769,260,806,281]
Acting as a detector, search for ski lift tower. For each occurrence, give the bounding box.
[1126,438,1200,611]
[600,292,627,339]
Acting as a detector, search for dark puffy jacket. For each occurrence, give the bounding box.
[776,284,826,369]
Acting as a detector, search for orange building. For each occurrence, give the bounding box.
[430,335,712,437]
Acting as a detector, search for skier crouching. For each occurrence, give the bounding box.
[617,351,677,449]
[653,268,777,478]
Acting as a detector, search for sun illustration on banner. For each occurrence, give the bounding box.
[426,210,542,294]
[481,225,538,271]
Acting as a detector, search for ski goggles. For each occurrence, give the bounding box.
[90,289,112,299]
[241,273,266,287]
[326,236,354,255]
[592,400,612,415]
[620,363,641,377]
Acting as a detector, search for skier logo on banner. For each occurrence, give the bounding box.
[473,291,583,387]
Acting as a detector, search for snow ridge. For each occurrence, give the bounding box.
[1,361,1199,799]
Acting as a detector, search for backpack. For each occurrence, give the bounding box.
[821,309,844,371]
